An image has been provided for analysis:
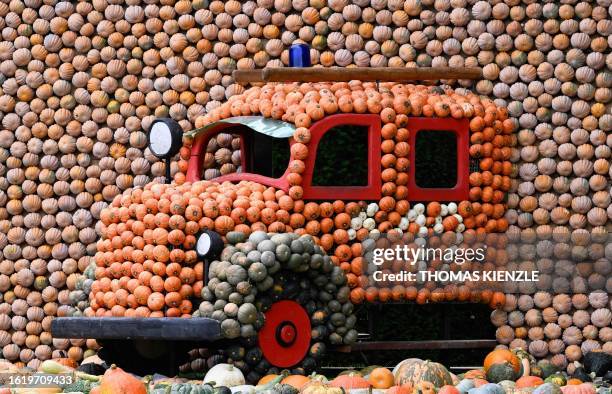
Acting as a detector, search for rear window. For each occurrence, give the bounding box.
[414,130,457,188]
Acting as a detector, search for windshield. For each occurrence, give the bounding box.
[200,119,293,181]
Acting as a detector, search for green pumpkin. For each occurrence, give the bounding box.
[174,383,213,394]
[221,319,241,339]
[312,35,327,50]
[152,383,211,394]
[486,362,519,383]
[226,231,246,244]
[63,379,93,394]
[529,365,543,378]
[536,360,559,379]
[309,342,326,360]
[393,359,454,388]
[226,265,248,285]
[544,373,566,387]
[272,383,299,394]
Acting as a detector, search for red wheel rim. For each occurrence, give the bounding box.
[258,300,311,368]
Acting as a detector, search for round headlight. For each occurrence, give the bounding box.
[196,230,224,259]
[148,118,182,159]
[196,232,212,257]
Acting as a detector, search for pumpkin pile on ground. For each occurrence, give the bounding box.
[0,351,610,394]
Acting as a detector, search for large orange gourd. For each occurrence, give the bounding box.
[99,365,147,394]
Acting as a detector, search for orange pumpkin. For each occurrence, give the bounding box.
[515,376,544,388]
[368,367,395,389]
[52,358,77,369]
[281,375,310,390]
[483,349,520,375]
[99,365,147,394]
[258,375,279,385]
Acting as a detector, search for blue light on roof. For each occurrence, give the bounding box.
[289,43,311,68]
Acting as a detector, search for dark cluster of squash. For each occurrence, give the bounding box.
[193,230,357,383]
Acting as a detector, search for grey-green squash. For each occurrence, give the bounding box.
[248,262,267,281]
[221,318,241,339]
[237,303,257,324]
[226,265,247,285]
[226,231,246,244]
[486,362,518,383]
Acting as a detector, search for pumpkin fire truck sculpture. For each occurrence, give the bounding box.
[53,65,517,380]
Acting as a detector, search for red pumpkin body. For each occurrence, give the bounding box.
[331,373,371,390]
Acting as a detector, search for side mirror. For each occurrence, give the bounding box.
[147,118,183,183]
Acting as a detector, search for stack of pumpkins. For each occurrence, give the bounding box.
[492,291,611,373]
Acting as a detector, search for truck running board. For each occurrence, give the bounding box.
[51,317,222,341]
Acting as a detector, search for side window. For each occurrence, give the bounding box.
[301,114,382,201]
[408,118,469,202]
[248,132,290,178]
[312,125,369,186]
[414,130,457,188]
[202,132,243,180]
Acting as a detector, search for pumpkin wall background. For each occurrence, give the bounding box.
[0,0,610,374]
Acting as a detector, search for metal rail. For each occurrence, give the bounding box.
[233,67,483,83]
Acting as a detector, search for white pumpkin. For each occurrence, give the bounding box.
[204,363,246,387]
[399,217,409,230]
[362,218,376,230]
[413,203,425,215]
[350,216,363,230]
[366,203,379,217]
[230,385,256,394]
